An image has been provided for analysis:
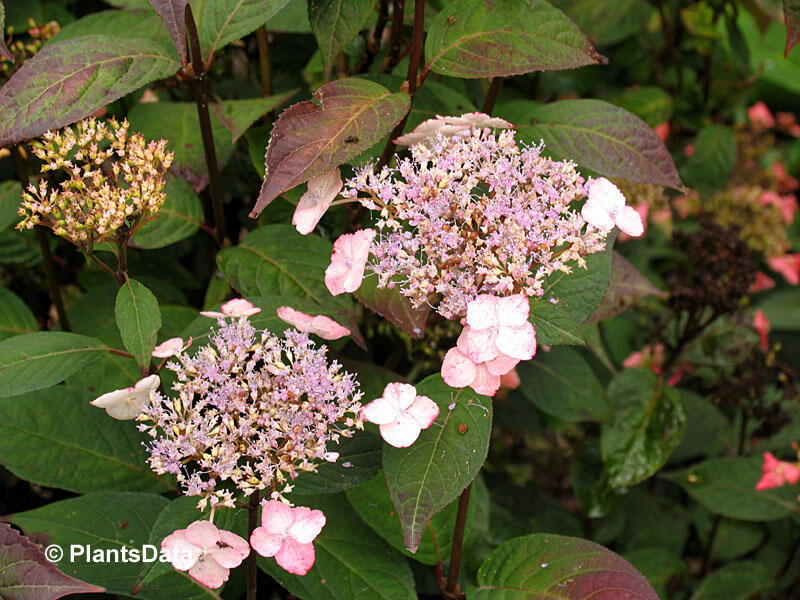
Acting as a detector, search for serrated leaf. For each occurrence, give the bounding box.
[587,251,666,322]
[690,560,772,600]
[258,492,417,600]
[266,0,312,32]
[355,275,430,339]
[291,432,382,495]
[785,0,800,56]
[383,374,492,552]
[147,0,188,65]
[0,386,169,493]
[116,279,162,368]
[518,346,611,422]
[0,332,107,398]
[0,523,105,600]
[48,8,174,54]
[661,457,800,521]
[199,0,290,58]
[211,92,298,143]
[0,36,180,147]
[425,0,605,79]
[681,125,737,195]
[516,99,684,190]
[601,369,686,488]
[309,0,375,79]
[468,533,659,600]
[251,77,410,216]
[0,2,12,61]
[550,0,653,47]
[0,286,37,341]
[0,181,22,232]
[132,178,203,248]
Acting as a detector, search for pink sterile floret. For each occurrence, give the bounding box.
[753,309,770,352]
[756,452,800,491]
[292,168,343,235]
[324,228,376,295]
[767,253,800,285]
[200,298,262,318]
[161,520,250,589]
[441,294,536,396]
[90,374,160,420]
[362,382,439,448]
[152,337,191,358]
[581,177,644,237]
[394,112,514,147]
[250,501,326,576]
[276,306,350,340]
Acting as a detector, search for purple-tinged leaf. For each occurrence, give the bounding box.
[309,0,376,79]
[211,91,298,142]
[0,522,105,599]
[147,0,188,65]
[251,77,410,217]
[0,36,180,147]
[199,0,290,58]
[383,374,492,552]
[587,252,666,322]
[784,0,800,56]
[468,533,659,600]
[425,0,605,79]
[516,99,685,191]
[355,276,430,339]
[0,3,13,62]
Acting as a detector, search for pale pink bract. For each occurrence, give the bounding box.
[152,337,191,358]
[250,501,326,576]
[292,168,343,235]
[200,298,262,318]
[362,382,439,448]
[90,374,160,420]
[581,178,644,237]
[324,229,376,295]
[276,306,350,340]
[394,112,513,147]
[756,452,800,491]
[767,253,800,285]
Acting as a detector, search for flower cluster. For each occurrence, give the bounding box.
[138,312,363,509]
[17,118,173,248]
[340,124,614,320]
[756,451,800,494]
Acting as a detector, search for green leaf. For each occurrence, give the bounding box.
[252,77,410,216]
[211,92,298,143]
[116,279,162,368]
[309,0,375,79]
[0,286,37,341]
[695,514,764,562]
[128,101,235,191]
[755,289,800,330]
[529,235,615,346]
[0,332,107,398]
[516,99,684,190]
[0,36,180,147]
[147,0,189,65]
[518,347,611,422]
[0,181,22,232]
[550,0,653,46]
[468,533,659,600]
[601,369,686,488]
[346,470,473,565]
[661,457,800,521]
[0,386,169,493]
[669,391,729,463]
[0,2,11,60]
[199,0,290,58]
[623,547,686,600]
[47,8,174,54]
[425,0,604,79]
[265,0,311,32]
[291,432,382,495]
[681,125,737,195]
[258,493,417,600]
[383,374,492,552]
[132,178,204,249]
[608,85,674,127]
[690,560,772,600]
[586,251,666,323]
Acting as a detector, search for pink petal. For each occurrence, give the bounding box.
[495,295,529,327]
[464,326,499,363]
[749,272,777,293]
[274,539,316,576]
[613,205,645,237]
[293,168,343,234]
[767,254,800,285]
[287,507,326,544]
[220,298,261,317]
[441,347,477,388]
[324,229,376,295]
[152,337,188,358]
[277,306,314,329]
[210,546,247,569]
[484,352,519,376]
[90,374,159,420]
[495,323,536,360]
[277,306,351,340]
[588,177,626,212]
[405,395,439,429]
[184,520,220,551]
[581,198,615,231]
[188,556,229,589]
[219,530,251,560]
[199,310,226,318]
[260,500,295,534]
[362,396,400,425]
[382,382,418,411]
[466,295,498,329]
[161,531,201,571]
[394,112,512,146]
[469,364,501,396]
[500,368,521,389]
[250,527,284,557]
[380,415,423,448]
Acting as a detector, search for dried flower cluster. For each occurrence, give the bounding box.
[342,127,609,319]
[17,118,173,248]
[138,317,363,509]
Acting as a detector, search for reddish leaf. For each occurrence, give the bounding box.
[469,533,659,600]
[785,0,800,56]
[147,0,188,66]
[0,36,180,147]
[586,252,666,322]
[355,276,430,339]
[250,77,410,217]
[0,523,105,599]
[0,3,12,62]
[425,0,605,79]
[517,99,685,191]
